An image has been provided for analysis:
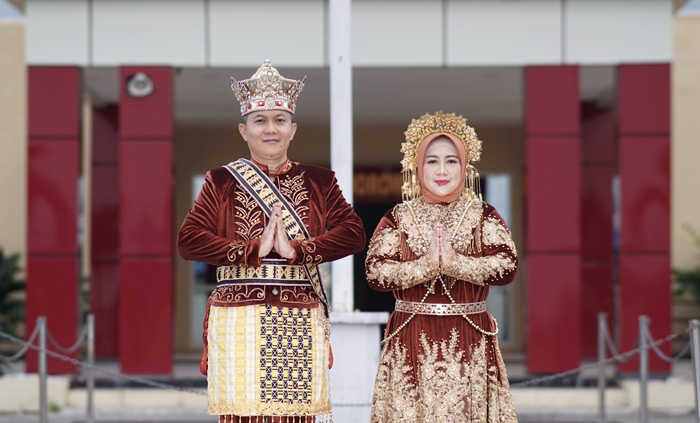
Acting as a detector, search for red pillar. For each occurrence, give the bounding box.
[618,64,671,375]
[26,67,81,373]
[91,105,120,358]
[580,104,615,359]
[525,66,582,373]
[118,67,174,374]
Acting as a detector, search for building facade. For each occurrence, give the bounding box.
[2,0,699,381]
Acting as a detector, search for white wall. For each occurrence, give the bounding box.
[92,0,206,66]
[26,0,88,64]
[25,0,673,67]
[447,0,562,66]
[566,0,673,64]
[210,0,325,66]
[353,0,443,66]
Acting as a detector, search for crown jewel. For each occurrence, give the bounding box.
[231,60,306,116]
[400,111,483,201]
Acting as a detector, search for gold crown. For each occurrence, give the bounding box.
[231,60,306,116]
[400,111,483,201]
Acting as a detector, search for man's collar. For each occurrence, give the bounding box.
[250,158,292,176]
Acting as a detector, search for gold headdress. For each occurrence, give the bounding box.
[231,60,306,116]
[400,111,482,202]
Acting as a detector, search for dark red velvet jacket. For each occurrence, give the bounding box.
[178,160,366,286]
[178,160,364,377]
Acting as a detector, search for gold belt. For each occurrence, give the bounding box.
[394,299,487,316]
[217,259,310,286]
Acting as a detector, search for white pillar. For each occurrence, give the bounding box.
[329,0,354,312]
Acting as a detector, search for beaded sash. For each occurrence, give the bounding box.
[395,299,487,316]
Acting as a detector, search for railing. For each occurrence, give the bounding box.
[511,314,697,423]
[0,314,205,423]
[1,314,699,422]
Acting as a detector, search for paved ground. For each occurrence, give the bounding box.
[1,360,696,422]
[519,410,697,423]
[0,407,697,423]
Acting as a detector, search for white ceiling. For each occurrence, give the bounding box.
[84,65,615,128]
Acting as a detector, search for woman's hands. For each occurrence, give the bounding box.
[428,223,454,265]
[259,203,295,259]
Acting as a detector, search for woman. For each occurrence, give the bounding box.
[366,112,518,422]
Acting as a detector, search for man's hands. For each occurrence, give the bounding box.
[273,204,295,259]
[428,223,454,265]
[259,203,295,259]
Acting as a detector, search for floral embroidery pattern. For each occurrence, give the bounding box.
[371,330,518,423]
[210,284,265,305]
[483,216,517,255]
[279,286,318,305]
[441,250,516,286]
[300,238,323,265]
[395,198,482,257]
[366,243,439,290]
[227,241,247,262]
[371,339,419,423]
[368,227,401,258]
[233,186,264,241]
[366,221,440,289]
[278,172,310,223]
[277,171,324,265]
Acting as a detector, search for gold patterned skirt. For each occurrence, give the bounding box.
[207,303,332,422]
[371,326,517,423]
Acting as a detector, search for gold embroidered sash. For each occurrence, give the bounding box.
[217,259,310,285]
[223,159,330,317]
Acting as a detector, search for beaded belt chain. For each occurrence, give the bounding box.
[217,259,311,286]
[394,299,487,316]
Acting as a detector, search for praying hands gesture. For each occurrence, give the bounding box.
[428,223,454,266]
[259,203,295,259]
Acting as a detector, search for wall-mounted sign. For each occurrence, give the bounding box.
[354,167,402,203]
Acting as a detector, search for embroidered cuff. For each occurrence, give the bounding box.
[440,249,465,280]
[299,238,322,265]
[398,254,440,289]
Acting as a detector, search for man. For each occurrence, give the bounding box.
[178,61,365,423]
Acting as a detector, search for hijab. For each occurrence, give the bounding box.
[416,132,466,204]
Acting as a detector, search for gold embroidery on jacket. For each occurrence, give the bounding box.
[371,330,518,422]
[440,214,518,284]
[483,216,517,255]
[371,339,419,423]
[278,171,324,264]
[395,198,482,256]
[279,286,318,305]
[233,185,264,241]
[300,238,323,265]
[210,284,265,305]
[227,241,247,261]
[369,226,401,257]
[365,226,439,289]
[279,172,310,223]
[440,251,516,285]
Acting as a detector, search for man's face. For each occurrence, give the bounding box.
[238,111,297,164]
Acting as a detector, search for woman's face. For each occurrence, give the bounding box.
[421,137,462,197]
